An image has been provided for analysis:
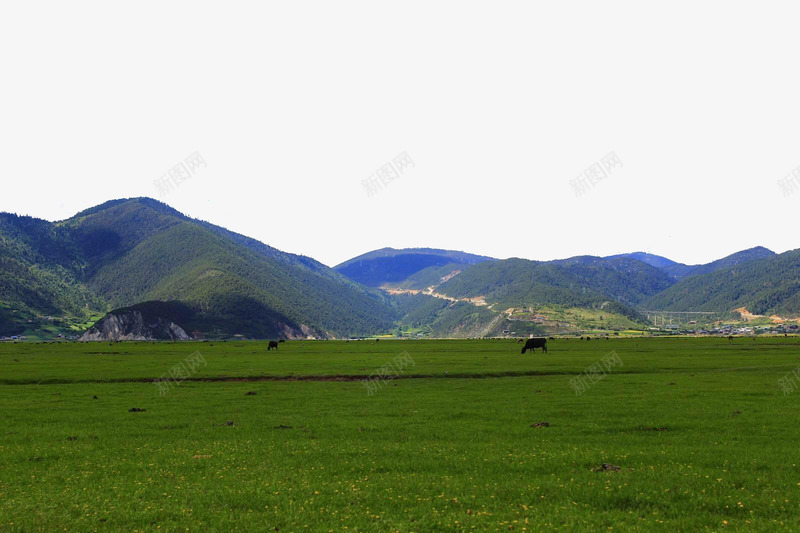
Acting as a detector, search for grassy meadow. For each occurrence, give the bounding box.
[2,338,800,531]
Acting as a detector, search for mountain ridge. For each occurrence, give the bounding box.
[0,198,397,339]
[1,198,797,340]
[608,247,776,280]
[333,247,495,288]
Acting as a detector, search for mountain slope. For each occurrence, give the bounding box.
[72,198,399,337]
[609,247,775,280]
[605,252,680,271]
[1,198,398,338]
[643,249,800,315]
[334,247,495,287]
[2,198,794,339]
[435,256,672,311]
[0,213,106,326]
[386,263,467,291]
[685,247,776,278]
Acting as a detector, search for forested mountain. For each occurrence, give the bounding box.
[1,197,796,340]
[386,263,467,290]
[643,248,800,315]
[609,247,775,280]
[605,252,681,271]
[0,198,396,339]
[0,213,107,333]
[334,247,494,287]
[392,249,800,331]
[435,256,671,310]
[681,247,776,278]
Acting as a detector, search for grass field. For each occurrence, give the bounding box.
[2,338,800,531]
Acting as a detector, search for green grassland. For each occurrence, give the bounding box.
[2,338,800,531]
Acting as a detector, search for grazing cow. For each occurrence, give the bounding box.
[517,338,524,344]
[521,338,547,354]
[268,341,279,351]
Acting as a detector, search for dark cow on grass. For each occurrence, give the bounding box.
[521,337,547,354]
[268,341,279,351]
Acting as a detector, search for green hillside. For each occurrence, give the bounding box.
[0,199,397,339]
[0,214,107,333]
[2,198,796,339]
[387,263,464,290]
[679,246,776,278]
[393,293,500,338]
[610,247,775,280]
[435,256,670,310]
[643,248,800,316]
[388,255,662,336]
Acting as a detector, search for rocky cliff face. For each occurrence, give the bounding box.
[79,310,190,341]
[276,321,328,340]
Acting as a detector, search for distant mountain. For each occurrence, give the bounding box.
[385,254,668,336]
[605,252,680,271]
[684,247,776,277]
[643,248,800,316]
[437,256,670,308]
[1,198,794,340]
[389,263,467,291]
[609,247,775,280]
[0,198,397,339]
[334,247,495,287]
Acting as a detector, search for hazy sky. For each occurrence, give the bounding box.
[2,1,799,267]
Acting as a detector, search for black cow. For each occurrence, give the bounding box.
[521,338,547,354]
[268,341,279,351]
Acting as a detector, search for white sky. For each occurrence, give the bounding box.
[2,1,799,268]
